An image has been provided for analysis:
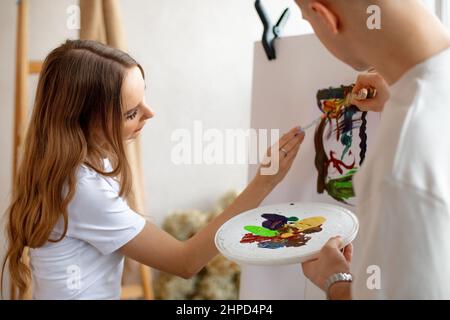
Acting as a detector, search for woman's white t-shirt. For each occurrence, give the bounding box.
[29,159,146,300]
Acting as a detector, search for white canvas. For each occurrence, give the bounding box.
[240,34,380,300]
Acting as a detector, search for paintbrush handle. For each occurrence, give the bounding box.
[301,114,326,132]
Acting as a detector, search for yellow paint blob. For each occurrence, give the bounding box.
[294,216,326,232]
[280,233,294,239]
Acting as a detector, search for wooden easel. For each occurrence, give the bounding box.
[12,0,153,300]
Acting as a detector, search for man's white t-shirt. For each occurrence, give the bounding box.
[29,159,146,300]
[352,47,450,299]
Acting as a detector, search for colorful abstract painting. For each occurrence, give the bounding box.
[239,213,326,249]
[314,85,368,204]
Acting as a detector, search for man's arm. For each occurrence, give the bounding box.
[301,236,353,300]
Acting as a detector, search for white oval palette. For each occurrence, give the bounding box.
[215,202,358,266]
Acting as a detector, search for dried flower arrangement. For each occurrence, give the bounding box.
[155,191,241,300]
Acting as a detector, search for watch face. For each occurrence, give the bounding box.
[215,202,358,266]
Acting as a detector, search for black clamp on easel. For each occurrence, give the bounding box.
[255,0,291,60]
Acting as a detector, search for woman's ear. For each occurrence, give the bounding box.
[309,1,340,35]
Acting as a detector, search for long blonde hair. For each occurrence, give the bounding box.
[2,39,144,298]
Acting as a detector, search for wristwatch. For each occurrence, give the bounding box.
[324,272,352,300]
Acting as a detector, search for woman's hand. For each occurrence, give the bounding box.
[302,236,353,294]
[254,126,305,189]
[351,72,390,112]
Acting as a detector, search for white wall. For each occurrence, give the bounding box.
[0,0,311,298]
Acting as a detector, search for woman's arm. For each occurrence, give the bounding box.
[120,127,305,278]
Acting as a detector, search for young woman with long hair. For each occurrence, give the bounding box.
[2,39,305,299]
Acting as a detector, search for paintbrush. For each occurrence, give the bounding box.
[300,87,376,132]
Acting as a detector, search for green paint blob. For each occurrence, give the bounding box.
[326,168,358,202]
[244,226,279,237]
[287,217,299,222]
